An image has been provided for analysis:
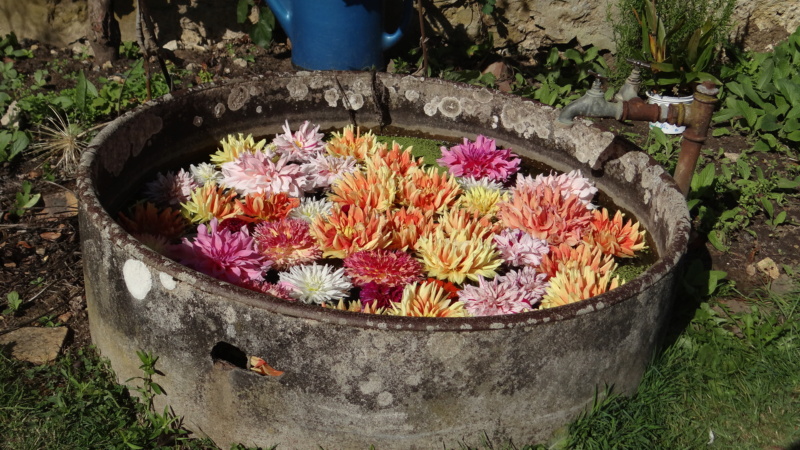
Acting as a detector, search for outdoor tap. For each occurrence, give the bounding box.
[557,78,623,126]
[614,68,642,102]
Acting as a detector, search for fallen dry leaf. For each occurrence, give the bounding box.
[756,257,780,280]
[16,241,32,249]
[39,232,62,241]
[249,356,284,377]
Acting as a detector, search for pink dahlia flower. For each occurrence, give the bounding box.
[359,282,404,309]
[300,153,360,190]
[437,135,520,183]
[515,170,598,208]
[498,266,549,307]
[240,279,295,301]
[272,120,326,162]
[343,249,423,287]
[458,275,532,316]
[171,218,270,286]
[221,150,310,197]
[143,169,198,208]
[493,228,550,267]
[253,218,322,270]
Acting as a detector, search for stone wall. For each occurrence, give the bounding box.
[0,0,797,55]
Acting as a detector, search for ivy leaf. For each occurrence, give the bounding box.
[236,0,250,24]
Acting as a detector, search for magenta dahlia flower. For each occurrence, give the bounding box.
[458,275,533,316]
[252,218,322,270]
[272,120,326,162]
[171,218,270,286]
[343,249,423,287]
[143,169,198,208]
[437,135,521,183]
[221,150,310,197]
[499,266,549,307]
[493,228,550,267]
[359,282,404,309]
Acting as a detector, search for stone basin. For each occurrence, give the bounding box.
[77,72,690,449]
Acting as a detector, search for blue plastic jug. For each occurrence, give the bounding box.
[265,0,414,71]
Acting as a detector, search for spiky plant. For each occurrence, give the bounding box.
[30,108,94,175]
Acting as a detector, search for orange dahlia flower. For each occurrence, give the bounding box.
[584,208,647,258]
[497,184,592,246]
[118,202,188,240]
[415,230,501,284]
[436,208,501,241]
[325,125,381,161]
[387,281,469,318]
[397,166,462,214]
[540,266,623,309]
[366,141,422,177]
[234,192,300,223]
[383,206,436,251]
[309,205,391,259]
[328,165,397,212]
[538,243,617,279]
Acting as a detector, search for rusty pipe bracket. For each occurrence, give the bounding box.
[672,82,720,197]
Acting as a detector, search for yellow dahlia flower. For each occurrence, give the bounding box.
[415,230,502,284]
[436,208,500,241]
[455,186,509,216]
[539,243,617,279]
[210,133,268,166]
[387,281,469,318]
[540,266,623,309]
[322,299,386,315]
[181,183,239,224]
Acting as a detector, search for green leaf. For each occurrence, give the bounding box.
[76,70,87,116]
[249,11,274,48]
[236,0,250,23]
[755,58,775,91]
[737,100,758,128]
[21,193,40,209]
[712,127,731,137]
[761,198,774,217]
[775,78,800,105]
[757,113,781,132]
[775,211,787,226]
[691,164,715,191]
[776,177,800,189]
[785,130,800,142]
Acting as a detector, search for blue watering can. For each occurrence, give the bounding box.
[265,0,414,71]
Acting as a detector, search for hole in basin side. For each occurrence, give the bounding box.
[211,341,247,370]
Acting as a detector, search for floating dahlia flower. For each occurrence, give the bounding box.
[437,135,520,182]
[132,233,173,255]
[221,151,310,197]
[143,169,198,208]
[384,206,435,251]
[499,266,549,307]
[309,205,391,259]
[234,192,300,223]
[366,141,422,177]
[239,280,295,301]
[273,120,326,162]
[118,202,188,240]
[437,208,500,241]
[415,230,501,284]
[387,281,469,318]
[278,264,353,304]
[189,162,223,185]
[516,170,598,208]
[457,176,504,192]
[425,278,460,299]
[493,228,550,267]
[181,183,239,224]
[498,184,592,246]
[398,166,462,213]
[210,133,269,166]
[326,125,381,161]
[323,298,386,315]
[583,208,647,258]
[359,282,404,309]
[538,243,617,279]
[288,197,334,223]
[172,218,269,286]
[300,153,359,190]
[328,165,397,212]
[456,185,509,216]
[343,249,423,287]
[253,218,322,270]
[458,275,533,316]
[540,266,622,309]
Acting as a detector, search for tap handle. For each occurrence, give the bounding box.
[587,70,608,81]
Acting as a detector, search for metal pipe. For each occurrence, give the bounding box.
[672,82,720,196]
[557,79,622,126]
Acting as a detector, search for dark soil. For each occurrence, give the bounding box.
[1,39,798,355]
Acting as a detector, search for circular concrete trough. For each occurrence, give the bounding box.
[77,72,690,449]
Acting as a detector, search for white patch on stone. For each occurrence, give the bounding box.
[256,105,263,114]
[212,103,225,118]
[159,272,177,290]
[286,78,309,100]
[489,322,505,329]
[123,259,152,300]
[224,305,237,324]
[423,97,440,116]
[324,88,339,107]
[459,323,473,330]
[576,305,595,316]
[405,89,419,102]
[406,373,422,386]
[377,391,394,407]
[346,91,364,110]
[438,97,462,118]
